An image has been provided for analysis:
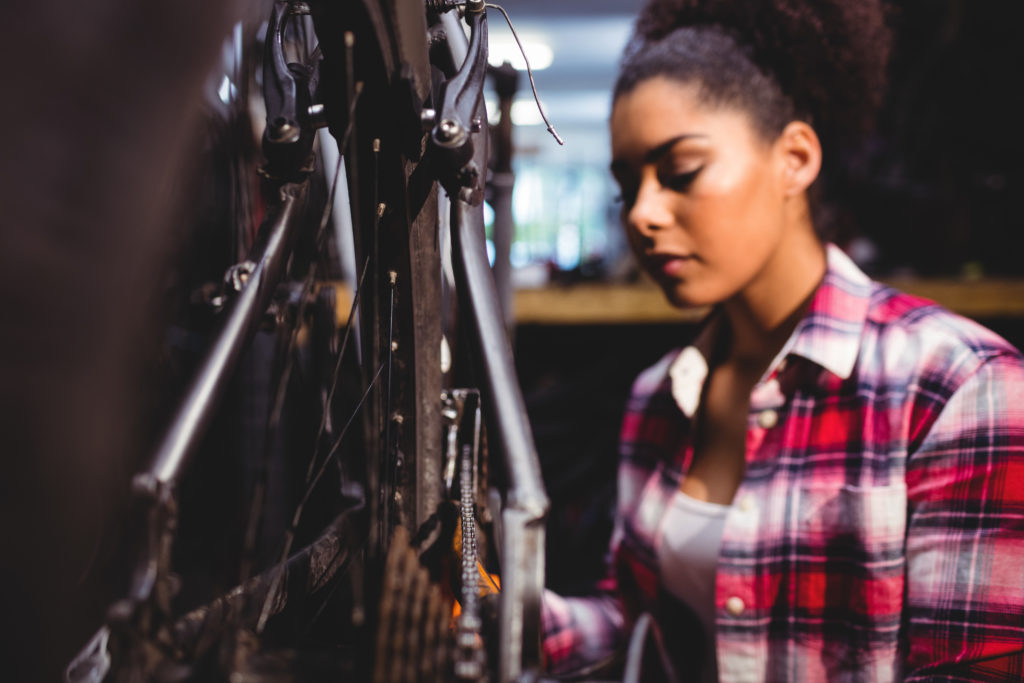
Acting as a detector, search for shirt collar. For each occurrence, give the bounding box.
[668,244,872,417]
[668,317,716,418]
[785,243,872,381]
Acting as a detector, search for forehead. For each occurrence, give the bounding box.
[612,77,704,123]
[610,77,757,159]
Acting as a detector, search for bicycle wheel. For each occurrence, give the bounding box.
[63,1,550,680]
[313,0,445,561]
[238,2,550,679]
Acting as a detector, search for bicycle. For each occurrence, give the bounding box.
[57,0,562,681]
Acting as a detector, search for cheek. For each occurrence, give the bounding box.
[703,162,761,210]
[697,169,778,240]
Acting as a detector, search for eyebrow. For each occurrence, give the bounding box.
[610,134,706,175]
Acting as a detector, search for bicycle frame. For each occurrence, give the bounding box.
[431,4,549,679]
[69,1,551,680]
[149,185,307,489]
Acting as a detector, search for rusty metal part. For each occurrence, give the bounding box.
[373,526,452,683]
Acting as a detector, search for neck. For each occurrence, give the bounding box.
[722,226,826,369]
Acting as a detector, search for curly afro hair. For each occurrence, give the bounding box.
[615,0,893,153]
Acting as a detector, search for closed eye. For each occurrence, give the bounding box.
[661,167,703,193]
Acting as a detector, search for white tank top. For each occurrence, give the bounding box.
[657,490,730,683]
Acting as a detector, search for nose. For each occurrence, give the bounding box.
[625,175,672,241]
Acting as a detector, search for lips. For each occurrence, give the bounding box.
[644,252,693,278]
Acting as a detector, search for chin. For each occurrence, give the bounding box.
[662,284,716,310]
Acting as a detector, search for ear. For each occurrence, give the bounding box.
[774,121,822,196]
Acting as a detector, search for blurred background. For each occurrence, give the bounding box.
[488,0,1024,285]
[492,0,1024,596]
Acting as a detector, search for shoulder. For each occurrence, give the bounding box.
[860,283,1024,441]
[815,245,1021,392]
[863,283,1022,383]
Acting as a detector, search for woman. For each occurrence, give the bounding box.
[541,1,1024,680]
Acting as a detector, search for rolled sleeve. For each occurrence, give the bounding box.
[542,588,625,676]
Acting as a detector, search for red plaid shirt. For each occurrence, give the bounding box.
[542,245,1024,681]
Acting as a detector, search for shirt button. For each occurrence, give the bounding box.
[739,495,756,512]
[757,409,778,429]
[725,596,745,616]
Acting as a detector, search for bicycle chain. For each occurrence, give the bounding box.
[454,444,486,681]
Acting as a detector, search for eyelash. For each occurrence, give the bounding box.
[662,167,702,192]
[616,166,703,209]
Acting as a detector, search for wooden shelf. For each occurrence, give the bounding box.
[326,278,1024,326]
[882,278,1024,319]
[513,278,1024,325]
[514,282,705,325]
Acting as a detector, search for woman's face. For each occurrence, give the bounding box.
[610,77,795,309]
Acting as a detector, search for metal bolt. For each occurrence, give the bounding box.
[268,119,299,144]
[388,270,398,286]
[471,117,482,133]
[421,107,437,129]
[391,340,399,352]
[437,118,463,142]
[457,162,479,186]
[227,260,257,292]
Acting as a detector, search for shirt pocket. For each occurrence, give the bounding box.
[790,482,907,674]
